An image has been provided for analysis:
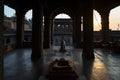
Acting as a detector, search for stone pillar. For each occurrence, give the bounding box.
[82,0,94,59]
[16,10,24,48]
[75,14,81,48]
[101,11,110,43]
[50,18,54,45]
[44,14,51,49]
[31,1,43,61]
[0,0,4,79]
[72,17,76,47]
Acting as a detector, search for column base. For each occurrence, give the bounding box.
[31,52,42,61]
[82,51,95,60]
[75,45,82,48]
[43,45,51,49]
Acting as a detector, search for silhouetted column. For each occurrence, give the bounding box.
[16,10,24,48]
[31,1,43,61]
[72,17,76,47]
[44,14,51,48]
[75,14,81,48]
[101,11,110,43]
[82,1,94,59]
[0,0,4,79]
[50,18,54,45]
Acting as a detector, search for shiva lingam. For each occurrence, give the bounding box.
[59,40,66,53]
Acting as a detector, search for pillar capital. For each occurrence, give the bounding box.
[100,9,110,17]
[16,8,26,17]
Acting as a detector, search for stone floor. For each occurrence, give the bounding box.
[4,46,120,80]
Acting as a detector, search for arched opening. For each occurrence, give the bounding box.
[4,5,16,52]
[93,10,102,42]
[109,6,120,42]
[53,13,73,48]
[55,13,71,19]
[110,6,120,30]
[93,10,101,31]
[24,10,32,44]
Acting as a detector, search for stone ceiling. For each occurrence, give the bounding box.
[4,0,120,13]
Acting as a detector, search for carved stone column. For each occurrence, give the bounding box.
[82,0,94,59]
[44,14,51,49]
[16,9,24,48]
[101,11,110,43]
[0,0,4,79]
[31,1,44,61]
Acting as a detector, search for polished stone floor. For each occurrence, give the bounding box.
[4,46,120,80]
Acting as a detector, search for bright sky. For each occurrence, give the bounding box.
[4,5,32,20]
[93,10,101,31]
[109,6,120,30]
[55,13,70,19]
[4,5,120,31]
[25,10,32,19]
[4,5,15,17]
